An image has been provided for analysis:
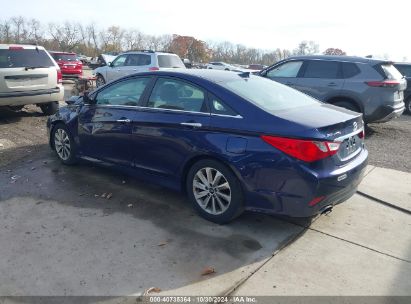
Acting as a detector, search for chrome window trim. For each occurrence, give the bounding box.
[93,104,243,118]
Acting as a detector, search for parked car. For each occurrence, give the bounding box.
[206,62,243,71]
[0,44,63,114]
[260,55,406,123]
[47,70,367,223]
[247,64,267,71]
[393,62,411,114]
[49,51,83,79]
[93,50,185,87]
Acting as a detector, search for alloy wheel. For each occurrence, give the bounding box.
[192,167,231,215]
[54,128,71,161]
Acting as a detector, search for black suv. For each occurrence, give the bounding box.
[393,63,411,114]
[260,55,406,123]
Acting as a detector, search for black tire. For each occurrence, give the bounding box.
[333,101,360,113]
[51,123,78,165]
[186,159,244,224]
[405,97,411,115]
[40,102,59,115]
[96,74,105,87]
[224,68,230,71]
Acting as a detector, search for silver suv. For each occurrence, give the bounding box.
[0,44,64,115]
[93,50,185,87]
[260,55,406,123]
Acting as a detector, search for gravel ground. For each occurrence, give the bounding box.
[365,115,411,173]
[1,89,410,172]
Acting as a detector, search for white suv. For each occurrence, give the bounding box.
[93,50,186,87]
[0,44,64,115]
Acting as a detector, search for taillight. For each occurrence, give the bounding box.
[308,196,325,207]
[365,80,399,88]
[149,67,160,71]
[358,129,365,139]
[9,46,24,50]
[261,136,341,162]
[57,69,63,84]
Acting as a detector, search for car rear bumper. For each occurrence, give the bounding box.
[243,148,368,217]
[0,86,64,106]
[367,102,405,123]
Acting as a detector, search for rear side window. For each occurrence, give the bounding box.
[209,95,238,116]
[303,60,340,79]
[266,61,303,78]
[126,54,151,66]
[381,64,404,80]
[0,49,54,68]
[394,65,411,77]
[342,62,360,78]
[157,55,185,68]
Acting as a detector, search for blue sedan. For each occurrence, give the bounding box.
[47,70,368,223]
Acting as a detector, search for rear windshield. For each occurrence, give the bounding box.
[157,55,185,68]
[0,49,54,68]
[381,64,403,80]
[51,53,78,61]
[222,76,319,112]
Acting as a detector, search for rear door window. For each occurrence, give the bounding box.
[266,61,303,78]
[148,78,206,112]
[0,49,54,68]
[157,55,185,68]
[126,54,151,66]
[303,60,340,79]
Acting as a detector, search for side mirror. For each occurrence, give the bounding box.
[83,92,95,104]
[108,62,113,67]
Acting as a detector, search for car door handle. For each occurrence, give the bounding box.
[328,82,337,87]
[285,82,294,85]
[116,119,131,123]
[180,122,202,128]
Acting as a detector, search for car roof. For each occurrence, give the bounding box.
[133,69,253,84]
[122,50,178,56]
[286,55,388,64]
[0,44,46,50]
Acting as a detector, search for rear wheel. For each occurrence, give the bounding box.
[96,74,105,87]
[40,102,59,115]
[186,159,244,224]
[405,97,411,114]
[333,101,360,113]
[52,124,77,165]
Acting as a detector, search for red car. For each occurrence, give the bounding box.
[49,51,82,79]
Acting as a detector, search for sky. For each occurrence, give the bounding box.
[2,0,411,61]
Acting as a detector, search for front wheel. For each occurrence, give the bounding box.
[52,124,77,165]
[40,102,59,115]
[405,97,411,114]
[186,159,244,224]
[95,74,105,87]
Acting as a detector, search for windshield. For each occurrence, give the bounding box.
[222,76,320,112]
[0,49,54,68]
[51,53,78,61]
[157,55,185,68]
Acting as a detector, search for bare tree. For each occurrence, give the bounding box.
[293,40,319,56]
[324,48,346,55]
[48,22,83,51]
